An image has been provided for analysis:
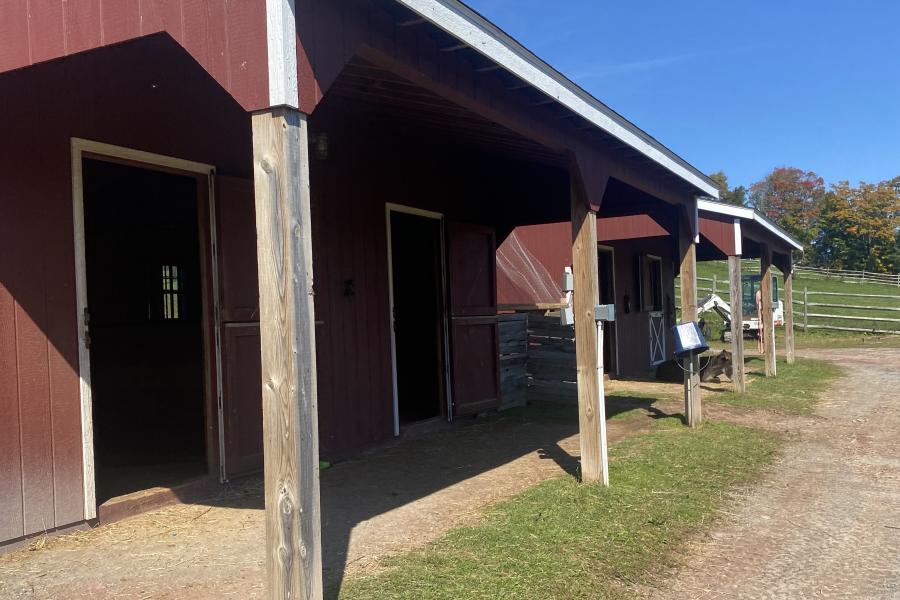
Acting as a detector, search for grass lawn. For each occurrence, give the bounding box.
[338,418,779,600]
[707,357,842,414]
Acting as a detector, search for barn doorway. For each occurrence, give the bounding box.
[598,246,618,376]
[82,158,210,504]
[387,206,449,432]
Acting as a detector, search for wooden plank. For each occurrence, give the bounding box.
[793,301,900,312]
[784,260,795,365]
[679,213,701,427]
[760,245,776,377]
[804,313,900,324]
[251,108,323,600]
[0,280,24,540]
[805,324,900,334]
[570,166,606,484]
[806,291,900,300]
[728,256,746,393]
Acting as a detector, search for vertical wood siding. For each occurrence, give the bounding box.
[0,37,251,543]
[699,213,737,257]
[0,0,268,110]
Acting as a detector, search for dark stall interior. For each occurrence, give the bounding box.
[83,159,208,503]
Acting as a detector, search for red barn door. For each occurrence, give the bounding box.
[446,222,501,417]
[215,176,263,479]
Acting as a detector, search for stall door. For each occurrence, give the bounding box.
[649,311,666,366]
[447,222,501,417]
[216,176,263,479]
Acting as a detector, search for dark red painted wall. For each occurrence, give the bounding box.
[700,213,737,257]
[0,0,268,110]
[0,37,251,542]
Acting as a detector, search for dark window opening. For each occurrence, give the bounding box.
[639,255,663,312]
[160,264,184,320]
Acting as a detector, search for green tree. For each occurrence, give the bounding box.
[812,179,900,272]
[750,167,825,248]
[708,170,747,206]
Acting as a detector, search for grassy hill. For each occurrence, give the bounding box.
[676,260,900,347]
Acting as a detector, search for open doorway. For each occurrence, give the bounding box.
[82,158,210,503]
[598,246,618,376]
[388,207,449,431]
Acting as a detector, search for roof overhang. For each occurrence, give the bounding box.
[392,0,720,199]
[697,198,803,252]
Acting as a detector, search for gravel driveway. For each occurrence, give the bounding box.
[649,347,900,599]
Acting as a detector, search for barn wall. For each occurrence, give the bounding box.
[609,237,678,377]
[0,37,251,543]
[307,98,569,458]
[0,0,268,110]
[699,213,737,257]
[496,222,678,377]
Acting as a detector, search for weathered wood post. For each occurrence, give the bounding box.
[783,254,795,365]
[728,255,745,393]
[803,286,809,331]
[760,244,776,376]
[252,108,324,600]
[678,207,701,427]
[712,273,717,296]
[570,160,608,484]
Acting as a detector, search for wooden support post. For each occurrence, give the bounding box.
[712,273,717,295]
[678,214,701,427]
[784,256,795,365]
[760,244,776,377]
[803,286,809,331]
[728,255,745,393]
[570,171,606,484]
[252,108,323,600]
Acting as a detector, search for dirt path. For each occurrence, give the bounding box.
[0,399,656,599]
[647,347,900,600]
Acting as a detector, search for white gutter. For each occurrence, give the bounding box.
[697,198,803,251]
[392,0,720,199]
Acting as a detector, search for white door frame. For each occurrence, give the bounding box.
[597,244,620,377]
[385,203,452,436]
[71,138,219,519]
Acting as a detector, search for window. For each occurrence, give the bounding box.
[639,255,663,312]
[161,265,183,320]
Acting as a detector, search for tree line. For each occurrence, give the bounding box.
[709,168,900,274]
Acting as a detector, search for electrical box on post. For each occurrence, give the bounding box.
[594,304,615,322]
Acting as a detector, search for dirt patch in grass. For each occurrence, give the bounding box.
[339,419,780,600]
[703,357,842,414]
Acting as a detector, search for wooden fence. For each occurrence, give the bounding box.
[497,312,578,407]
[794,265,900,287]
[795,288,900,334]
[676,277,900,335]
[498,313,529,409]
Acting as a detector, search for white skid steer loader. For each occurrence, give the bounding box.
[697,274,783,342]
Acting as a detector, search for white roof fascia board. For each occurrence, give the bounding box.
[392,0,720,199]
[697,199,803,251]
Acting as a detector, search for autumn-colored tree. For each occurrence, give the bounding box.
[812,179,900,272]
[708,170,748,206]
[749,167,825,247]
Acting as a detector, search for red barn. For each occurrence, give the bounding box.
[0,1,728,591]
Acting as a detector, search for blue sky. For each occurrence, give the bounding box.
[464,0,900,189]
